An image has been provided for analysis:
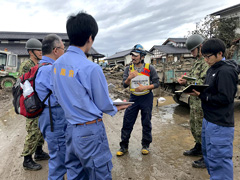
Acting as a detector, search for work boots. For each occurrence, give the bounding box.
[192,157,206,168]
[116,147,128,156]
[183,143,202,156]
[141,145,150,155]
[34,146,50,161]
[23,155,42,171]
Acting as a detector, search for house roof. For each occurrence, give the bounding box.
[105,49,153,60]
[0,43,105,57]
[0,31,69,40]
[162,38,187,45]
[149,45,190,54]
[0,43,26,55]
[87,47,105,58]
[210,3,240,16]
[105,49,131,60]
[0,31,104,58]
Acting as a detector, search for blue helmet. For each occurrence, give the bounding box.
[130,44,147,57]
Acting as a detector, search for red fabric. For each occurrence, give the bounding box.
[18,63,49,118]
[141,68,150,76]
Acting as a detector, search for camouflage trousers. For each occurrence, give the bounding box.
[22,117,44,156]
[189,96,204,144]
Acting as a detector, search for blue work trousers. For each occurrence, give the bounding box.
[202,118,234,180]
[120,92,153,148]
[65,120,113,180]
[38,106,67,180]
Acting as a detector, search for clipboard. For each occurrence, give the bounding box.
[113,102,134,105]
[175,84,209,93]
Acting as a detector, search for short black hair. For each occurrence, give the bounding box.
[42,34,62,55]
[66,11,98,46]
[201,38,226,57]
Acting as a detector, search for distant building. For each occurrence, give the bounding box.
[210,3,240,34]
[105,49,152,66]
[149,38,194,84]
[0,31,104,63]
[149,38,192,64]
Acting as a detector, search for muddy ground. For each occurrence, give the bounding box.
[0,74,239,180]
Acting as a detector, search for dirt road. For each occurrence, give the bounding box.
[0,90,239,180]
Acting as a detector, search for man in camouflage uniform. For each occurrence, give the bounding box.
[178,34,209,168]
[19,38,49,171]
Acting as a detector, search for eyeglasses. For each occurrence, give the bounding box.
[203,54,214,59]
[55,47,66,51]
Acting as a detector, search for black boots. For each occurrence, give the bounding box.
[34,146,50,161]
[183,143,206,168]
[183,143,202,156]
[192,157,206,168]
[23,146,49,171]
[23,155,42,171]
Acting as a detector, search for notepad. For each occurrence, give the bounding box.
[113,99,134,105]
[175,84,209,93]
[182,76,196,81]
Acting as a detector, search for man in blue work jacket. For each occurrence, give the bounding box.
[35,34,67,180]
[190,38,239,180]
[51,12,130,180]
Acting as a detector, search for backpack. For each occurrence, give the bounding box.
[12,63,52,118]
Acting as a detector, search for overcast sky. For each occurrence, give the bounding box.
[0,0,239,56]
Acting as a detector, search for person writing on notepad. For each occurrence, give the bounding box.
[177,34,209,168]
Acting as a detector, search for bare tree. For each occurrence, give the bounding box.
[187,15,240,48]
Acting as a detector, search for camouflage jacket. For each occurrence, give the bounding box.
[188,57,209,108]
[18,59,36,77]
[189,57,209,85]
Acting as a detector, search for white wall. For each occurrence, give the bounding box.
[125,54,151,64]
[236,28,240,34]
[87,56,93,61]
[125,55,132,64]
[144,54,151,64]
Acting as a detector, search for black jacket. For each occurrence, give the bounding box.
[199,60,239,127]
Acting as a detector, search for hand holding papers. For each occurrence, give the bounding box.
[113,98,133,111]
[113,98,134,105]
[182,76,196,81]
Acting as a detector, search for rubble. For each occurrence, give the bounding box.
[103,64,125,74]
[153,58,195,83]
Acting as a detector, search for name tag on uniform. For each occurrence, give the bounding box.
[131,76,149,88]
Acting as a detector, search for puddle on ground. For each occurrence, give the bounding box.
[153,96,190,126]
